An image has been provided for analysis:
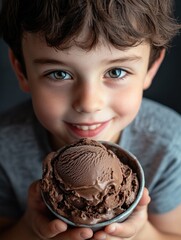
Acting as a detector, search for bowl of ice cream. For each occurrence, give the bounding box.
[41,138,145,231]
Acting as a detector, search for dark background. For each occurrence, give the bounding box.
[0,1,181,114]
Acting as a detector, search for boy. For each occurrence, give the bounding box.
[0,0,181,239]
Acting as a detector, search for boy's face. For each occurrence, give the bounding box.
[13,33,161,149]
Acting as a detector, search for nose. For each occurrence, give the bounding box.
[72,82,106,113]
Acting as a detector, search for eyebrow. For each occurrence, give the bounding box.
[33,58,66,65]
[104,55,142,64]
[33,55,142,65]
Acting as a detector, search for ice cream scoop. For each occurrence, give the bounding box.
[41,138,144,229]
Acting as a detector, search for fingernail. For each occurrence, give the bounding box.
[80,231,93,239]
[107,225,116,233]
[98,233,107,240]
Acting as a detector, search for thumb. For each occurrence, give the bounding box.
[137,187,151,209]
[28,180,45,210]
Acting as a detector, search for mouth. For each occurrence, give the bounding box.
[64,121,110,138]
[72,123,102,130]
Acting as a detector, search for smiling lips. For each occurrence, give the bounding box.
[65,121,110,138]
[72,123,101,130]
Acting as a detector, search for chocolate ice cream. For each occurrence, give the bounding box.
[41,138,139,224]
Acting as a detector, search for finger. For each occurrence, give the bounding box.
[137,188,151,207]
[102,188,150,238]
[57,227,94,240]
[28,180,44,209]
[105,221,136,239]
[103,206,148,238]
[27,180,68,238]
[93,229,121,240]
[32,212,67,238]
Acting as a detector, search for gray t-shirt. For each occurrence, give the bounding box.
[0,98,181,218]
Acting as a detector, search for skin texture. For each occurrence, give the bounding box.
[1,33,181,240]
[12,33,160,148]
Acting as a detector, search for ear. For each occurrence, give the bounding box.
[8,49,30,93]
[144,49,165,89]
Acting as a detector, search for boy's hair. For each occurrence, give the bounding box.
[0,0,179,71]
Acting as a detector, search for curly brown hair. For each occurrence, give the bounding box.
[0,0,180,71]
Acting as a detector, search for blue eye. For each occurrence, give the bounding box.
[106,68,127,79]
[48,71,72,80]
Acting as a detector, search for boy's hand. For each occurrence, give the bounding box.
[24,180,93,240]
[93,188,150,240]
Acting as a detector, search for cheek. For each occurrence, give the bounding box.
[25,67,71,129]
[112,87,143,119]
[30,88,68,129]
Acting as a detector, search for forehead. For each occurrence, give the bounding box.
[22,33,151,61]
